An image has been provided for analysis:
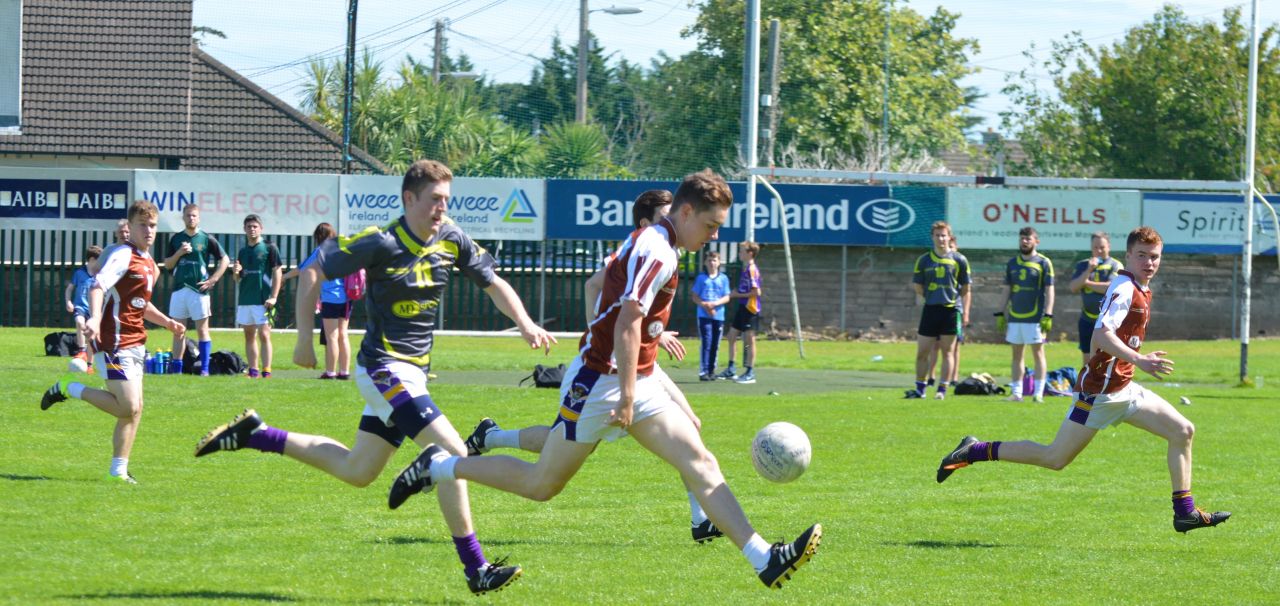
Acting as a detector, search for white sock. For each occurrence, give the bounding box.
[488,429,522,450]
[688,491,708,525]
[429,455,459,482]
[1034,378,1046,398]
[68,382,86,399]
[109,457,128,478]
[1011,380,1024,398]
[743,534,772,572]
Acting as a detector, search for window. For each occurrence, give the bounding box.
[0,0,20,134]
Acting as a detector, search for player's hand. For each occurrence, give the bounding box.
[1136,351,1174,380]
[233,261,242,276]
[1039,314,1053,333]
[264,297,276,310]
[196,278,216,292]
[658,331,685,361]
[82,318,100,343]
[519,321,558,354]
[995,312,1007,332]
[180,242,193,256]
[294,338,317,369]
[607,400,634,428]
[169,319,186,339]
[65,300,74,313]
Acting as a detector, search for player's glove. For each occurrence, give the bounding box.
[995,312,1007,332]
[1040,314,1053,333]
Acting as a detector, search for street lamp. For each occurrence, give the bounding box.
[577,3,642,124]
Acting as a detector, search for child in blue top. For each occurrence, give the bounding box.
[287,223,354,379]
[63,245,102,368]
[692,251,732,380]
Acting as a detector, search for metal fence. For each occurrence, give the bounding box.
[1,229,709,337]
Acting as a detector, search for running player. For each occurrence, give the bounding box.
[195,159,555,596]
[1069,231,1123,367]
[389,170,822,590]
[907,221,970,400]
[163,203,229,375]
[41,200,186,483]
[937,226,1230,533]
[997,227,1055,402]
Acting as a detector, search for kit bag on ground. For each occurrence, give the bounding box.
[208,350,248,376]
[954,372,1006,396]
[520,364,566,388]
[180,338,202,374]
[44,331,79,356]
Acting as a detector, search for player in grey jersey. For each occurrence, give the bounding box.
[195,159,556,596]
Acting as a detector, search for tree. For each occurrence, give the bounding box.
[1001,6,1280,187]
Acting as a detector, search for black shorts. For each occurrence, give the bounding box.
[918,305,959,338]
[320,301,353,320]
[731,308,760,332]
[1078,315,1096,353]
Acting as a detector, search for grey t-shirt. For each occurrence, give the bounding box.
[316,217,497,368]
[1004,253,1055,323]
[912,250,971,307]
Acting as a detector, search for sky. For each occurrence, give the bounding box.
[192,0,1254,136]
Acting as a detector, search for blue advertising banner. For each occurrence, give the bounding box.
[0,178,60,219]
[65,179,128,220]
[545,179,943,246]
[1142,192,1277,255]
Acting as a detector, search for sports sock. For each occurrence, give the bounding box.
[1011,380,1024,398]
[430,455,459,482]
[967,441,1001,463]
[170,359,184,374]
[937,382,948,396]
[743,534,772,572]
[109,457,128,478]
[67,381,86,399]
[198,340,212,373]
[914,381,927,396]
[1172,490,1195,517]
[1034,378,1046,398]
[245,425,288,454]
[487,429,522,450]
[927,378,936,387]
[688,491,708,525]
[248,368,260,378]
[452,533,489,579]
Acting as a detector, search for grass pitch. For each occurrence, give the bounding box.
[1,328,1276,604]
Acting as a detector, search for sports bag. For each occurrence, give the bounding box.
[44,331,79,356]
[208,350,248,376]
[344,269,367,301]
[520,364,566,388]
[954,374,1006,396]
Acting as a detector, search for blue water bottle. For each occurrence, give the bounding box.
[145,352,155,374]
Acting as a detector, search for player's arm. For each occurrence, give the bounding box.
[960,283,972,325]
[204,240,230,289]
[584,267,605,321]
[1068,261,1090,293]
[484,275,557,353]
[84,284,104,342]
[231,251,244,282]
[610,299,645,427]
[1044,282,1055,316]
[162,237,186,271]
[1093,324,1174,380]
[265,249,283,309]
[64,281,75,313]
[293,264,324,368]
[144,300,185,337]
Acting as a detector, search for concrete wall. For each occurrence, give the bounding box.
[753,245,1280,342]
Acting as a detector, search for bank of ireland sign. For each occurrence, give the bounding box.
[339,176,545,240]
[856,198,916,234]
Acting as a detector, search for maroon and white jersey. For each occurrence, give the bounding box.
[579,217,680,376]
[94,243,158,352]
[1078,270,1151,395]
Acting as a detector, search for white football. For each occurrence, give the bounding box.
[751,422,811,483]
[68,357,89,373]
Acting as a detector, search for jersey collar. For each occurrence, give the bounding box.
[657,216,678,248]
[1117,269,1149,291]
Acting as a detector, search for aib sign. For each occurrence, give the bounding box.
[855,199,915,234]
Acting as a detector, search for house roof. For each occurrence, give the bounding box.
[0,0,386,174]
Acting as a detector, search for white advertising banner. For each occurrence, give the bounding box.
[946,189,1141,251]
[134,169,339,235]
[339,175,545,240]
[1143,192,1279,255]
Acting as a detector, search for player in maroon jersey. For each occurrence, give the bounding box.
[935,226,1229,533]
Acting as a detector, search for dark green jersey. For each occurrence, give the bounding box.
[168,230,224,292]
[912,250,970,307]
[1071,256,1123,319]
[315,217,497,369]
[1004,253,1055,322]
[237,241,282,305]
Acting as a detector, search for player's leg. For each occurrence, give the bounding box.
[322,317,341,376]
[948,336,962,384]
[910,334,935,398]
[336,314,351,378]
[101,377,144,481]
[241,319,259,377]
[193,295,213,376]
[708,318,723,377]
[259,321,273,377]
[719,326,740,378]
[1007,342,1026,400]
[446,428,594,501]
[935,334,957,399]
[937,415,1097,483]
[629,410,821,588]
[736,328,757,383]
[73,315,88,356]
[1122,387,1229,531]
[1030,342,1048,402]
[925,340,939,385]
[465,417,550,456]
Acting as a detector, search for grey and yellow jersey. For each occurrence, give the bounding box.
[315,217,497,369]
[1004,253,1055,322]
[912,250,971,307]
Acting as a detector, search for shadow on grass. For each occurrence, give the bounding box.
[64,590,297,601]
[885,539,1003,549]
[377,535,618,548]
[0,473,54,481]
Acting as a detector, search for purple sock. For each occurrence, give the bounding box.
[966,441,1001,463]
[914,381,927,395]
[246,426,288,455]
[1172,490,1195,517]
[937,383,948,395]
[452,533,488,578]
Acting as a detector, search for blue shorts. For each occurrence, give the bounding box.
[1078,315,1096,353]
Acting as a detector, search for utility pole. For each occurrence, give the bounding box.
[742,0,760,241]
[881,0,891,171]
[341,0,358,174]
[432,19,444,83]
[576,0,589,123]
[762,19,782,167]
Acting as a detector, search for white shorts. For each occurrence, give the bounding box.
[236,305,267,326]
[354,362,437,428]
[1067,382,1163,429]
[95,345,145,382]
[170,288,212,321]
[1006,322,1045,345]
[552,355,677,444]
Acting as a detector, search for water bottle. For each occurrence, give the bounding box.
[145,352,156,374]
[159,350,169,374]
